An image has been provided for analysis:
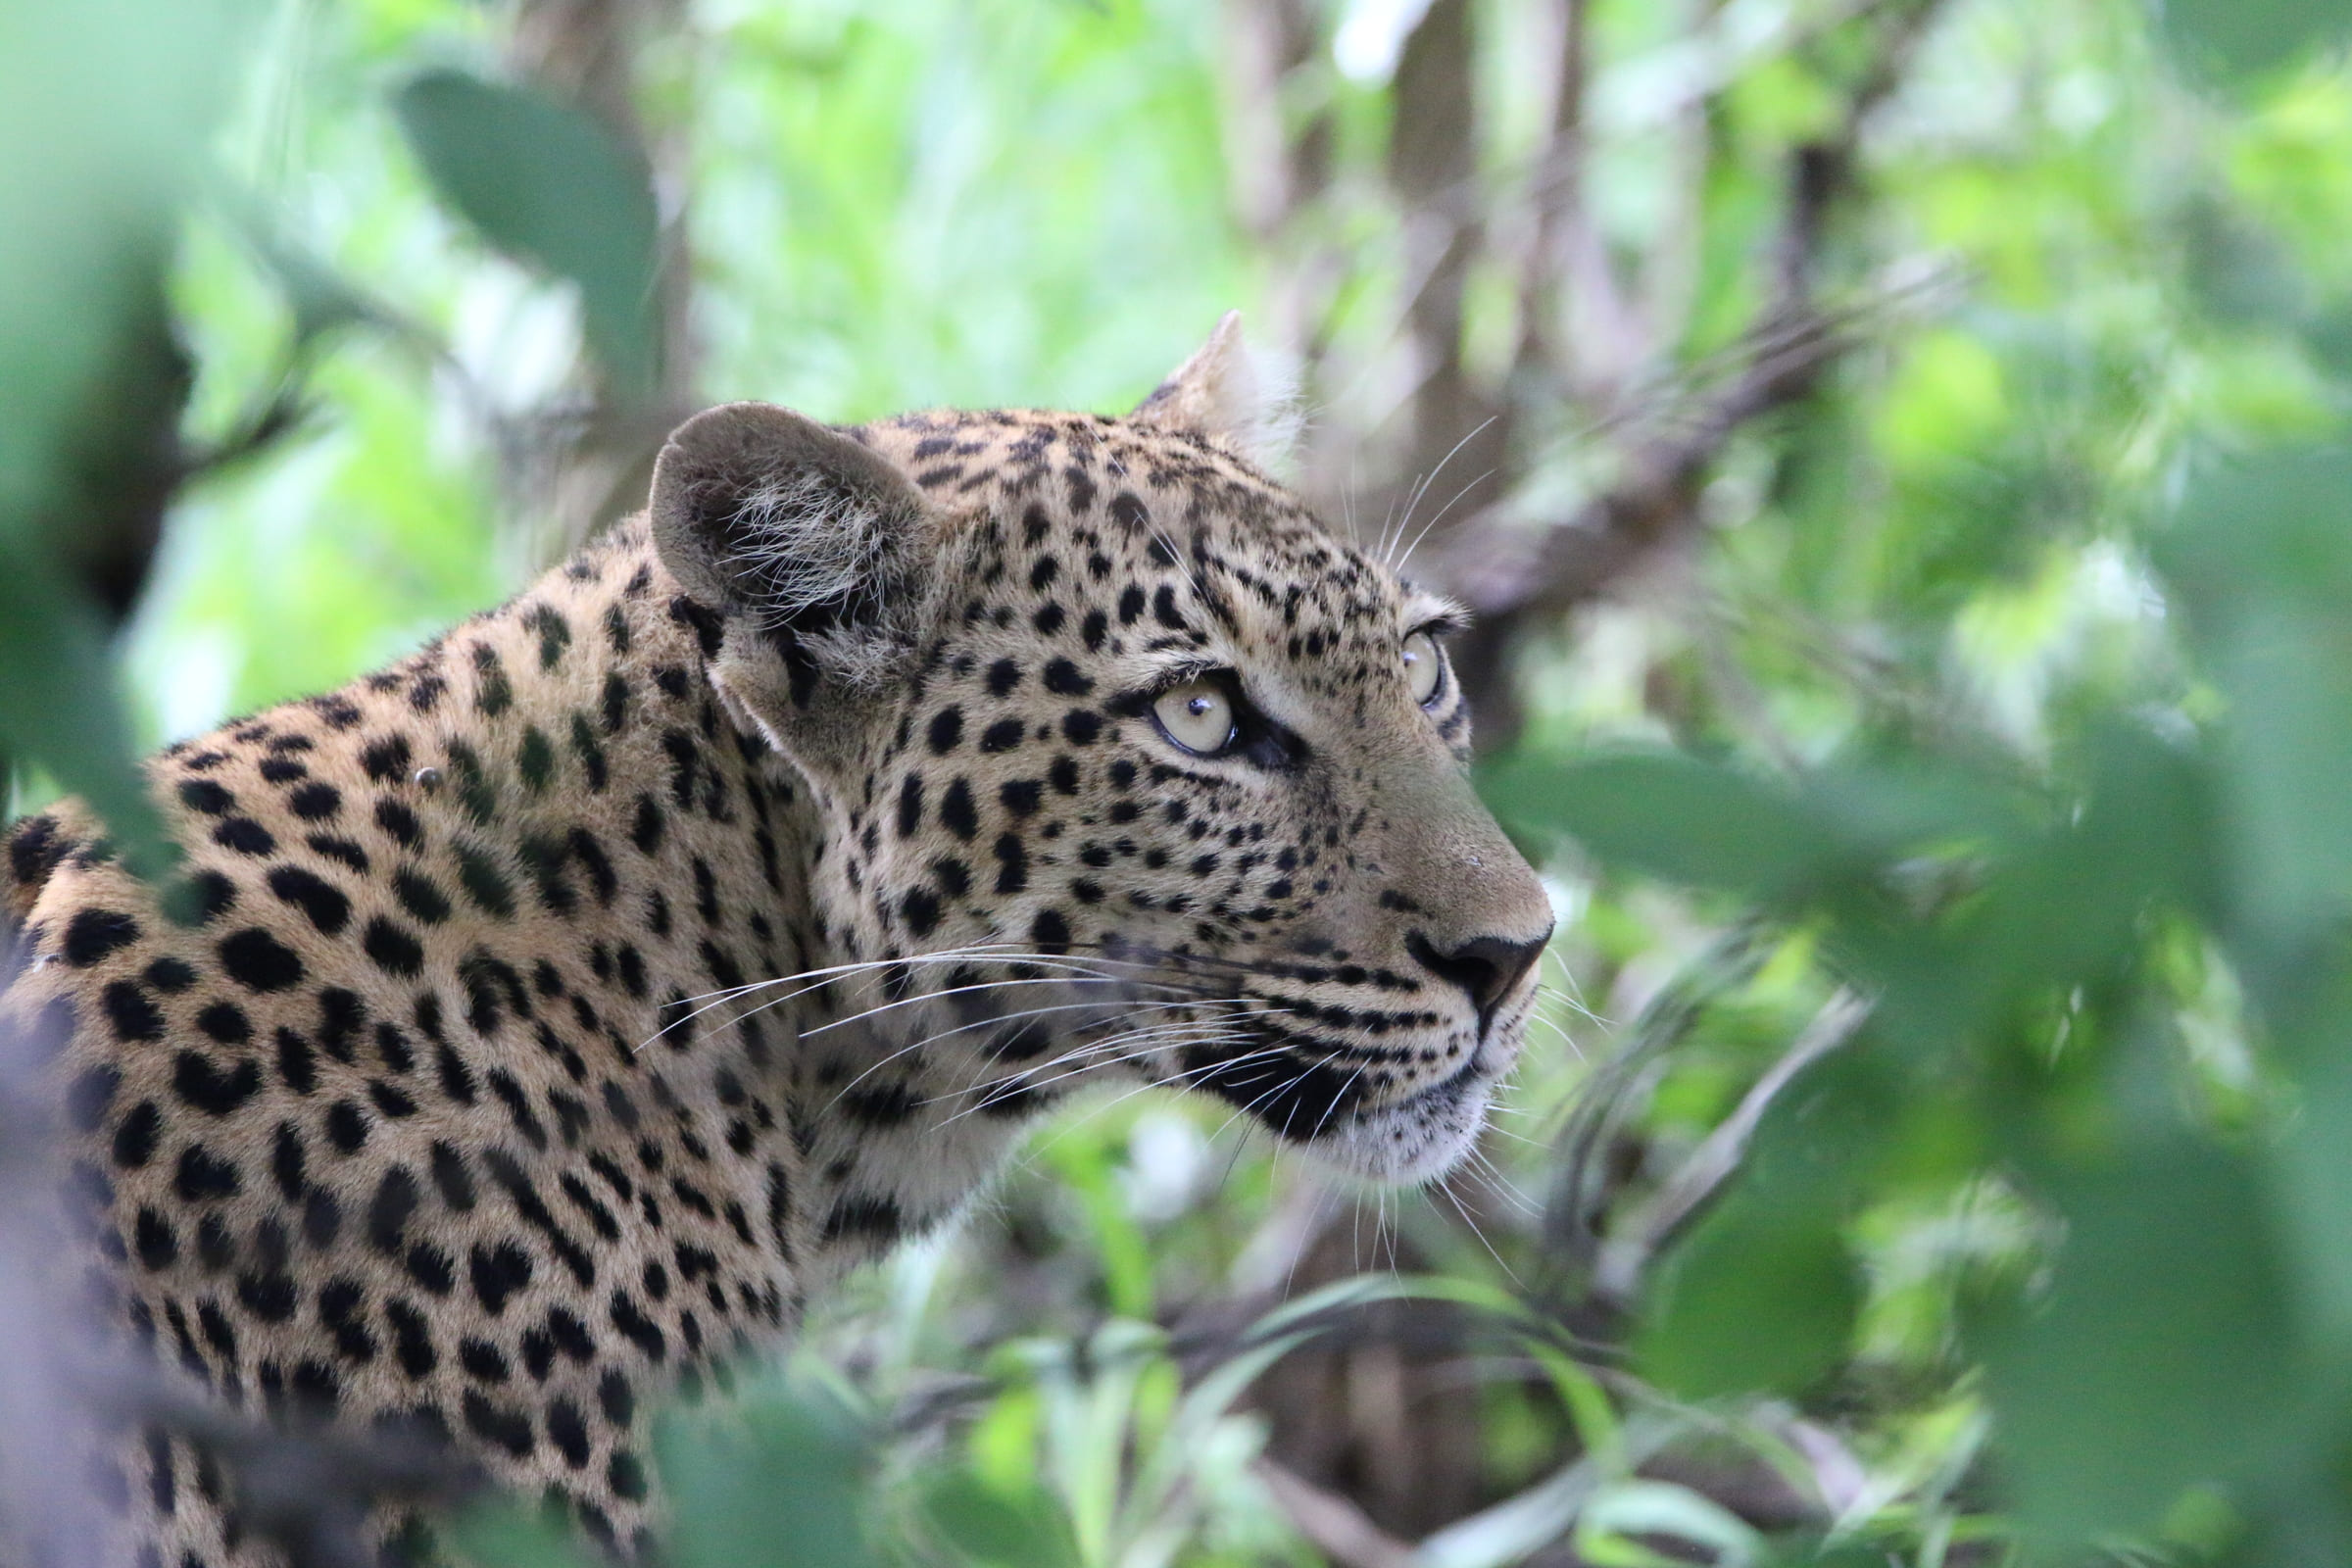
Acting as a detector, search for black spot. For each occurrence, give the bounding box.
[821,1194,905,1244]
[276,1028,318,1094]
[607,1293,665,1362]
[63,909,141,967]
[454,847,517,919]
[940,778,979,840]
[547,1398,591,1469]
[473,644,514,715]
[1118,585,1147,624]
[901,889,942,939]
[407,1242,458,1296]
[325,1100,371,1154]
[1000,779,1043,816]
[195,1001,252,1044]
[896,775,924,838]
[387,1300,437,1379]
[462,1391,535,1458]
[1030,908,1071,956]
[608,1450,648,1501]
[113,1102,162,1168]
[598,1369,634,1424]
[103,981,164,1042]
[451,1338,507,1389]
[219,928,305,992]
[518,726,555,794]
[290,782,342,820]
[134,1209,178,1270]
[980,717,1026,753]
[1061,710,1102,745]
[361,736,413,783]
[669,595,723,659]
[527,603,574,669]
[374,798,422,847]
[927,708,964,755]
[268,866,350,936]
[631,795,665,856]
[436,1044,479,1105]
[173,1053,262,1116]
[318,988,366,1061]
[212,817,277,857]
[1044,658,1093,696]
[393,869,452,926]
[1050,756,1081,794]
[173,1146,242,1201]
[142,956,197,993]
[272,1123,307,1201]
[363,918,425,979]
[368,1167,420,1255]
[177,779,234,815]
[993,834,1029,895]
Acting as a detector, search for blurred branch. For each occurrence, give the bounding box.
[1445,0,1953,747]
[504,0,698,559]
[1593,990,1870,1302]
[1251,1457,1417,1568]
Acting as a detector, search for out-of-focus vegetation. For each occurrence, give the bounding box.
[17,0,2352,1563]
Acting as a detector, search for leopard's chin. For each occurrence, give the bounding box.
[1293,1054,1498,1185]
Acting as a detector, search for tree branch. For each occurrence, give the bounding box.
[1443,0,1952,746]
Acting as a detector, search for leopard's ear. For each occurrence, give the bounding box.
[650,402,939,769]
[1130,312,1300,469]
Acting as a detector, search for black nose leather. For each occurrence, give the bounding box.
[1409,928,1551,1025]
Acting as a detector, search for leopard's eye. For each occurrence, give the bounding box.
[1402,630,1445,707]
[1152,677,1236,756]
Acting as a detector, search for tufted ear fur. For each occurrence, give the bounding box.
[1131,312,1301,469]
[650,401,939,774]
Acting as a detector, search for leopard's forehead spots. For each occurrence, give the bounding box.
[864,411,1416,706]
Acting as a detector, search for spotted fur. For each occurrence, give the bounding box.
[0,322,1552,1566]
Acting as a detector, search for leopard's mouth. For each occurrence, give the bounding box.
[1176,1007,1519,1185]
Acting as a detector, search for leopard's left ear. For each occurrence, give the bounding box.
[1130,312,1300,470]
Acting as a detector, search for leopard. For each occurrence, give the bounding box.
[0,316,1554,1568]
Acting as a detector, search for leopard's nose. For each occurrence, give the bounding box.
[1407,926,1551,1029]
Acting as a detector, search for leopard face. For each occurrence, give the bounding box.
[654,322,1554,1184]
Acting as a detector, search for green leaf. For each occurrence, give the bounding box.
[1636,1185,1862,1399]
[1481,752,1849,902]
[0,552,170,877]
[2160,445,2352,954]
[394,68,660,394]
[918,1472,1082,1568]
[1977,1137,2303,1546]
[2159,0,2352,88]
[660,1382,876,1568]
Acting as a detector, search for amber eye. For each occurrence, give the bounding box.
[1403,630,1445,706]
[1152,677,1236,756]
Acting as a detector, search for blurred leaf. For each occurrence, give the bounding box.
[661,1382,876,1568]
[0,540,170,876]
[445,1498,593,1568]
[394,68,660,393]
[2160,445,2352,954]
[2160,0,2352,88]
[1637,1184,1862,1399]
[917,1472,1082,1568]
[1977,1136,2302,1545]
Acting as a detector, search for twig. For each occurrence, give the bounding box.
[1251,1457,1418,1568]
[1593,990,1871,1302]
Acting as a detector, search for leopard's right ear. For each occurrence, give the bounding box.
[650,403,940,768]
